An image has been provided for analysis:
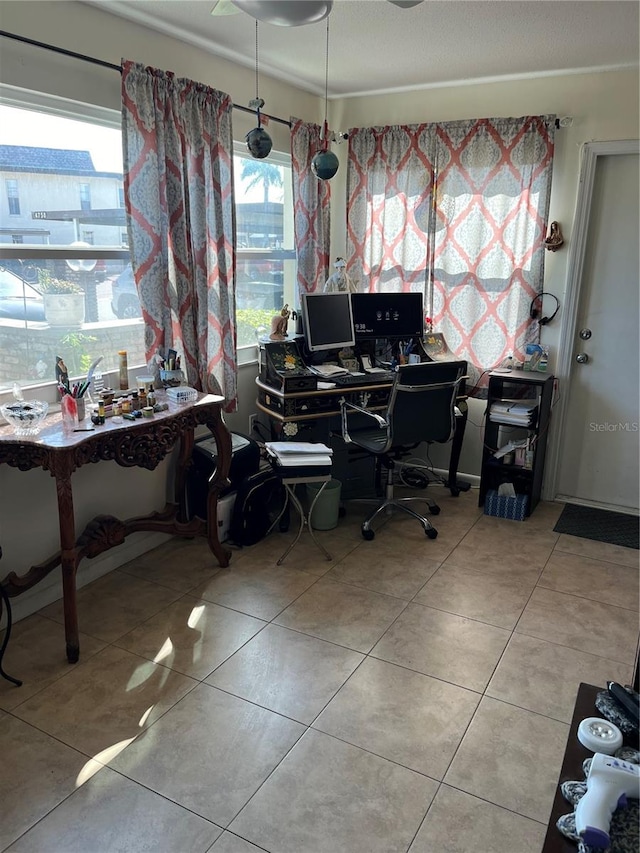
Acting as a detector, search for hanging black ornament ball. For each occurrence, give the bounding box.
[246,126,273,159]
[311,149,339,180]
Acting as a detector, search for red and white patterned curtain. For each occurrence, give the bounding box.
[290,118,331,295]
[121,60,237,409]
[347,116,555,381]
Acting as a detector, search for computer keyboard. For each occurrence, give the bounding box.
[333,372,395,387]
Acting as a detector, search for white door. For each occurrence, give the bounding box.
[555,147,639,513]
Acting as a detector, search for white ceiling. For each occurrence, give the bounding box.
[87,0,639,98]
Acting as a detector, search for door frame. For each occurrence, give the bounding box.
[545,139,640,502]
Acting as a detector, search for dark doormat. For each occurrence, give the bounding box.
[554,503,639,550]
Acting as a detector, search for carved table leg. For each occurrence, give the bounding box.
[174,427,195,525]
[55,472,80,663]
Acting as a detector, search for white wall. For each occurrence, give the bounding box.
[0,2,638,622]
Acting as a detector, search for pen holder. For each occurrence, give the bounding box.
[61,394,78,431]
[76,396,86,422]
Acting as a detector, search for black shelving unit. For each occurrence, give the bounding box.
[479,372,555,517]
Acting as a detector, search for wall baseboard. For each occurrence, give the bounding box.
[6,531,170,626]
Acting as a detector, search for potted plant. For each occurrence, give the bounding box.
[38,270,85,327]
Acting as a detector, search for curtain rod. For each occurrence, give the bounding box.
[0,29,292,128]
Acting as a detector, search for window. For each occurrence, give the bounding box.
[6,179,20,215]
[233,147,296,349]
[0,98,137,395]
[118,187,125,208]
[79,182,91,211]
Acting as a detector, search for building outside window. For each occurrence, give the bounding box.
[0,97,297,394]
[6,178,20,215]
[79,182,91,211]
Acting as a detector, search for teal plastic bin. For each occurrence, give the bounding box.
[306,478,342,530]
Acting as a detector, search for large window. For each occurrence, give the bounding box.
[233,147,296,348]
[0,99,136,395]
[0,96,297,394]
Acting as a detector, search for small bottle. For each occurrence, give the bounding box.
[147,385,156,407]
[118,350,129,391]
[121,396,131,414]
[97,398,106,425]
[131,391,140,412]
[138,387,147,406]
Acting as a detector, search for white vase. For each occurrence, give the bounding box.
[43,292,85,327]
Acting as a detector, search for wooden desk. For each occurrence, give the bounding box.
[0,392,231,664]
[256,377,470,496]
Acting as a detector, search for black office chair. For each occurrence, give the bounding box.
[339,360,468,540]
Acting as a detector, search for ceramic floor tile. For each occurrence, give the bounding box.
[314,657,479,779]
[229,728,438,853]
[326,539,440,599]
[6,764,221,853]
[1,711,103,850]
[191,560,319,620]
[445,518,558,581]
[13,645,196,757]
[206,623,363,723]
[538,551,639,611]
[444,696,569,823]
[369,512,476,563]
[486,633,633,722]
[408,784,546,853]
[0,614,106,711]
[38,569,183,643]
[118,536,225,592]
[516,587,640,663]
[209,833,266,853]
[242,528,359,576]
[554,533,639,569]
[274,577,407,653]
[371,602,510,692]
[110,682,305,826]
[414,563,535,629]
[115,595,266,680]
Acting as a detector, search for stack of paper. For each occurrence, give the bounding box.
[489,400,538,426]
[265,441,333,468]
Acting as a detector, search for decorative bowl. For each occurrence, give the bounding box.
[0,400,49,435]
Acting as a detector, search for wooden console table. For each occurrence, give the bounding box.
[0,392,231,665]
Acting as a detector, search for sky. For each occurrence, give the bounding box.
[0,105,123,172]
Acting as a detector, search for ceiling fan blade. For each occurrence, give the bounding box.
[387,0,424,8]
[230,1,333,26]
[210,0,241,16]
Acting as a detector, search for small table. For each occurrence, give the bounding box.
[542,682,639,852]
[268,469,333,565]
[0,391,232,667]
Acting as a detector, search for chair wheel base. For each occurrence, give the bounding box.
[425,527,438,539]
[361,527,375,541]
[430,505,440,515]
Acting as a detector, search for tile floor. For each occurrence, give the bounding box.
[1,486,638,853]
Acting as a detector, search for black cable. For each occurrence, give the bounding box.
[529,292,560,325]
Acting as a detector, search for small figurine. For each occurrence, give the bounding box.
[324,257,357,293]
[544,221,564,252]
[270,304,291,340]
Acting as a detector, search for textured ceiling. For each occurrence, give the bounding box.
[86,0,639,98]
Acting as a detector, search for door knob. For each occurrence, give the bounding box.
[579,328,592,340]
[575,353,589,364]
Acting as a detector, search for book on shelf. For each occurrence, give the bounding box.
[489,399,538,426]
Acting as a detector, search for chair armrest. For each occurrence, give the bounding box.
[339,397,388,444]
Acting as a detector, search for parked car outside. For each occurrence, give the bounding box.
[110,265,141,319]
[0,268,46,321]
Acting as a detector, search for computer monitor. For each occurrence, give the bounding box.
[301,292,355,353]
[351,292,424,339]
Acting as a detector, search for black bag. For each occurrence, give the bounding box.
[228,469,286,547]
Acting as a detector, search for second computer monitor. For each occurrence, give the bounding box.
[351,292,424,339]
[301,292,356,353]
